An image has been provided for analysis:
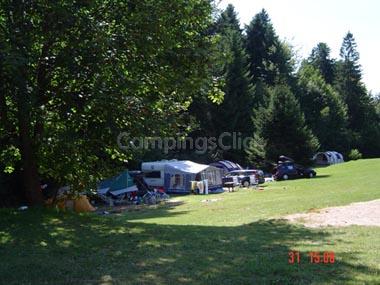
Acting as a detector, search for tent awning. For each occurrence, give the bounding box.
[164,160,209,174]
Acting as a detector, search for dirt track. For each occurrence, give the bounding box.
[284,199,380,228]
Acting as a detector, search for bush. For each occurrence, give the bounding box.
[348,149,362,161]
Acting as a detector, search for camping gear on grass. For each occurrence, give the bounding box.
[97,170,138,205]
[74,195,96,212]
[55,195,95,212]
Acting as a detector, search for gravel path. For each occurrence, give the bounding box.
[284,199,380,228]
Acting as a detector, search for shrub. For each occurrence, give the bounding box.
[348,149,362,160]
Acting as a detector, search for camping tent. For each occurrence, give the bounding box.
[97,170,138,197]
[209,160,242,175]
[313,151,344,166]
[142,160,223,194]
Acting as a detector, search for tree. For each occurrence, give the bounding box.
[297,63,350,153]
[245,9,293,86]
[308,42,335,84]
[245,9,295,142]
[335,32,380,156]
[375,94,380,116]
[336,32,366,131]
[215,29,254,162]
[0,0,216,205]
[189,4,254,164]
[253,85,319,165]
[214,4,241,33]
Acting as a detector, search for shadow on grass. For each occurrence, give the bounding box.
[313,175,332,179]
[98,200,188,221]
[0,208,376,285]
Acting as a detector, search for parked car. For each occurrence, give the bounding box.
[223,169,265,187]
[273,161,316,180]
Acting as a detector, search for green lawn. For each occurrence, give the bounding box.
[1,159,379,284]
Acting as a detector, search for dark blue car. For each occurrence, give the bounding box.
[273,162,316,180]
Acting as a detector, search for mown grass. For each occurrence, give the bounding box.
[0,159,379,284]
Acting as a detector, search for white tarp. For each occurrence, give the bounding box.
[164,160,209,174]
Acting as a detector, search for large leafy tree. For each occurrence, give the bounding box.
[0,0,215,205]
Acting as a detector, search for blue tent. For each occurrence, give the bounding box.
[210,160,242,175]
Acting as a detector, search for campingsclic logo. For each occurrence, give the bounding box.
[117,132,253,154]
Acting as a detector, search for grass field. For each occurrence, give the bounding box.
[1,159,379,284]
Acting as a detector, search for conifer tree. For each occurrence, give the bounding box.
[245,9,292,86]
[252,85,319,165]
[189,4,254,163]
[335,32,380,156]
[297,63,350,152]
[308,42,335,84]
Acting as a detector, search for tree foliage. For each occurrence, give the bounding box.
[1,5,379,206]
[189,4,254,164]
[0,0,216,204]
[253,85,319,165]
[245,9,293,86]
[308,42,335,84]
[335,32,380,156]
[297,63,349,153]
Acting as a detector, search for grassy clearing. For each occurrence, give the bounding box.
[0,159,379,284]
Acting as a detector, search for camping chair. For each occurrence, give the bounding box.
[132,175,153,197]
[97,187,113,206]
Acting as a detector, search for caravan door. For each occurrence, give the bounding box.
[141,162,165,187]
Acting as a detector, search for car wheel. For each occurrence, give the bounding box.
[243,180,250,187]
[282,174,289,180]
[309,172,315,178]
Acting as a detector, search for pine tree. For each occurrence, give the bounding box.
[215,30,255,163]
[308,42,335,84]
[245,9,292,86]
[257,85,319,165]
[297,63,350,153]
[335,32,380,156]
[245,9,295,146]
[336,32,366,131]
[214,4,241,33]
[189,5,254,163]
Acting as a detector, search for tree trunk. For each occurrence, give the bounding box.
[16,86,44,206]
[7,1,44,206]
[18,120,44,206]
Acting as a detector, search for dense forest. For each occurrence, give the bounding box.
[1,1,379,205]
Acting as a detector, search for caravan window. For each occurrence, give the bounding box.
[145,171,161,178]
[170,174,183,189]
